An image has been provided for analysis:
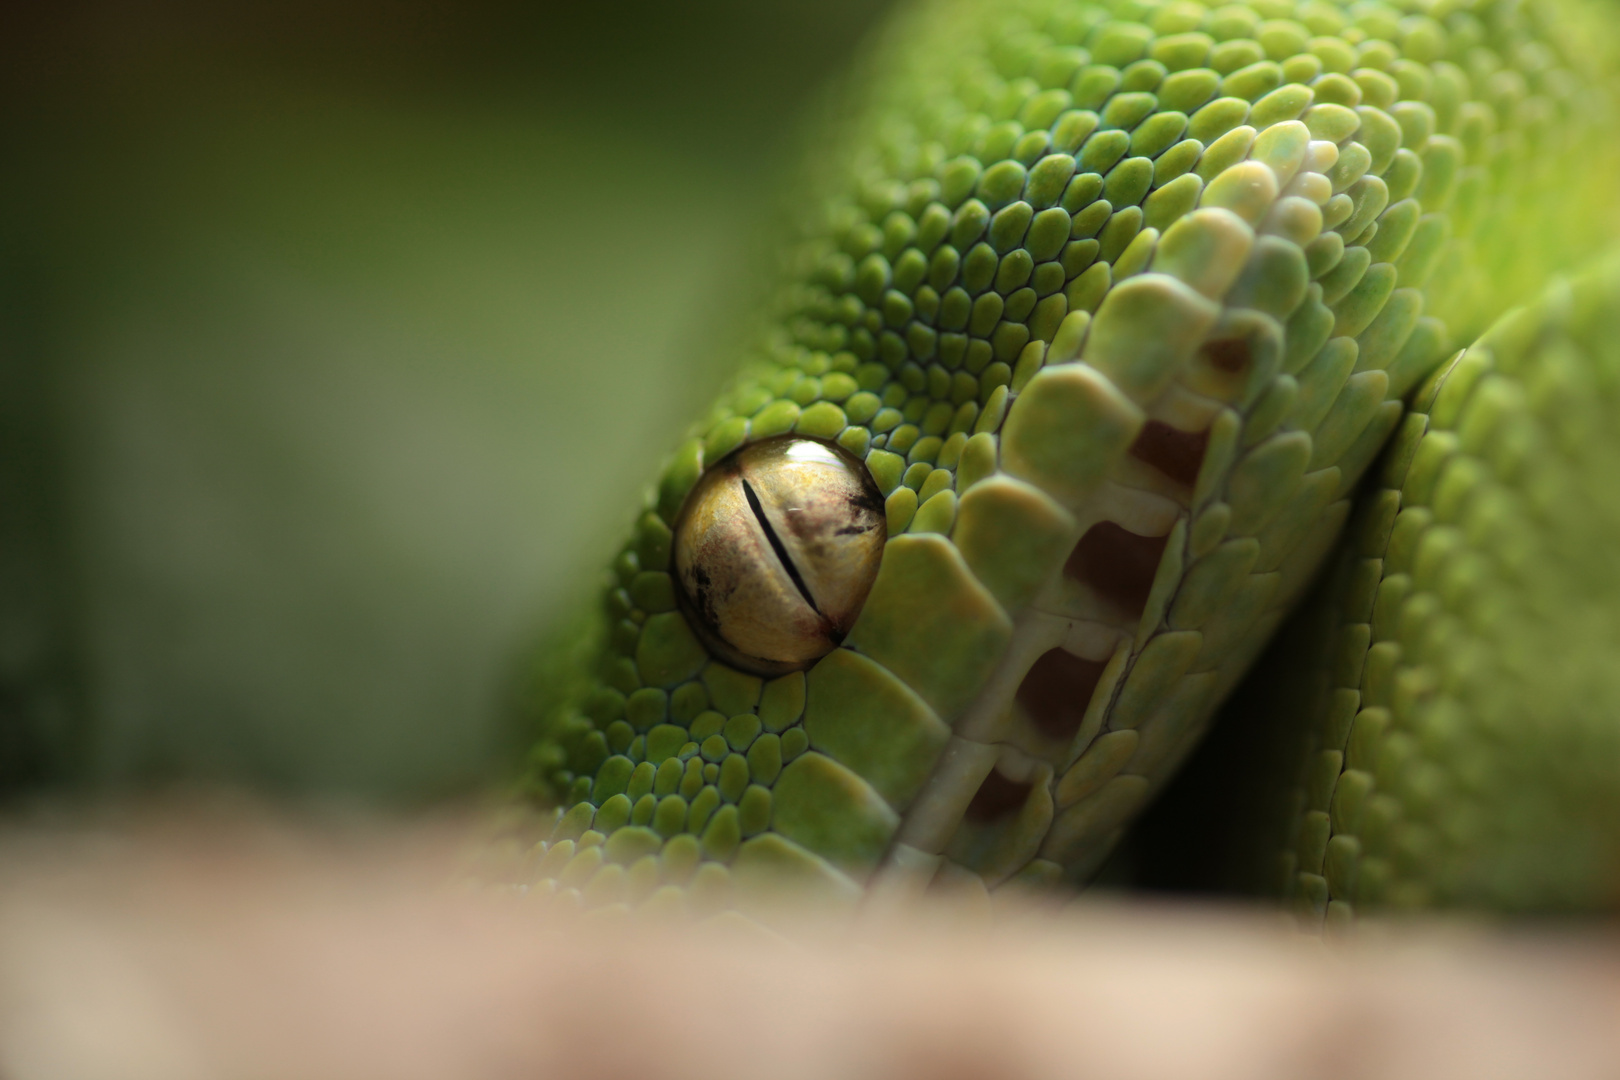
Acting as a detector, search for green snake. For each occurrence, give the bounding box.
[508,0,1620,926]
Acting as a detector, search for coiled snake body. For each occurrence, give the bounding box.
[512,0,1620,926]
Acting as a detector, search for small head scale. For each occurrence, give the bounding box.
[673,437,886,677]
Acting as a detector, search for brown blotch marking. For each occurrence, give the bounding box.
[965,767,1034,822]
[1017,647,1108,741]
[1128,420,1210,487]
[846,487,886,516]
[1202,336,1252,374]
[1065,522,1170,615]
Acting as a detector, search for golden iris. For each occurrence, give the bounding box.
[673,437,886,676]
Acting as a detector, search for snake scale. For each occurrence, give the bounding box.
[503,0,1620,927]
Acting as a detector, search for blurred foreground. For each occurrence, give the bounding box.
[3,799,1620,1080]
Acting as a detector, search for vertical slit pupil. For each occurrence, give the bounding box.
[1017,648,1108,741]
[741,477,822,615]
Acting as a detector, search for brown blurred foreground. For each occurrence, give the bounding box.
[2,799,1619,1080]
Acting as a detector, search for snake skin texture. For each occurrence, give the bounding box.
[503,0,1620,922]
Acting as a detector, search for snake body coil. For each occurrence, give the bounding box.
[512,0,1620,923]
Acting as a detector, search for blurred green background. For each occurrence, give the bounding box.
[1,0,896,802]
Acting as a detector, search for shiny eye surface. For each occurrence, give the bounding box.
[673,436,886,676]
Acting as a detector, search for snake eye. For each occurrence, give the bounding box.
[673,436,887,676]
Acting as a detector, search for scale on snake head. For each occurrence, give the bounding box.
[506,0,1620,922]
